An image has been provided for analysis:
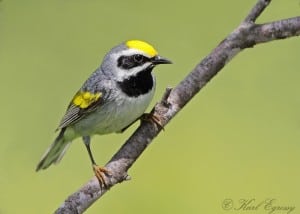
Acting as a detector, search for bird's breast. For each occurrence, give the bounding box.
[73,86,155,136]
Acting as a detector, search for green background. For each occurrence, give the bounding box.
[1,0,299,213]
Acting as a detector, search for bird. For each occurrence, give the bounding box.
[36,40,172,186]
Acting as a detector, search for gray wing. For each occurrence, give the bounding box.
[56,68,113,130]
[57,91,104,130]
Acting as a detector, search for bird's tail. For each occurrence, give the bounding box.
[36,128,71,171]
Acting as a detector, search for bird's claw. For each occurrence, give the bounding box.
[92,164,110,188]
[140,113,164,130]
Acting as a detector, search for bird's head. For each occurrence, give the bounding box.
[101,40,172,81]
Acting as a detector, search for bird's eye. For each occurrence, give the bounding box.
[133,54,144,63]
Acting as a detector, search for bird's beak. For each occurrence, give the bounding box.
[151,55,172,65]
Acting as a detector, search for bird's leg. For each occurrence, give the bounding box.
[119,118,138,133]
[120,111,164,133]
[82,136,110,188]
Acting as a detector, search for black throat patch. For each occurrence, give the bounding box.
[117,66,154,97]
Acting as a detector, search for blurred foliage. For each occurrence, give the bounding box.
[0,0,300,213]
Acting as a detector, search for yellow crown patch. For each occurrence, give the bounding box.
[126,40,158,57]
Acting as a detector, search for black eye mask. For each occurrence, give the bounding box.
[117,54,150,70]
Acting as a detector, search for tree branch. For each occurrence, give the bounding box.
[244,0,271,23]
[55,0,300,213]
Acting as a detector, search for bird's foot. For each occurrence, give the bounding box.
[140,112,164,130]
[92,164,110,188]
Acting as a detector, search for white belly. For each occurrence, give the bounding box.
[73,88,155,136]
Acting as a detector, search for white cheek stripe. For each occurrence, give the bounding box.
[112,50,153,81]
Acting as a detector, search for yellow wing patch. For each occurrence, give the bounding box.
[72,91,102,109]
[126,40,158,57]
